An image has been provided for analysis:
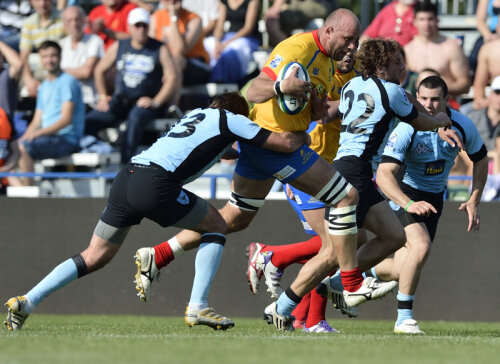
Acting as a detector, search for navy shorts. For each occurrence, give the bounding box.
[235,142,319,184]
[389,183,444,242]
[101,163,206,229]
[333,156,384,228]
[22,135,79,160]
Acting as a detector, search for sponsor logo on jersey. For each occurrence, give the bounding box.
[294,194,303,205]
[273,165,296,180]
[269,55,283,69]
[177,190,190,205]
[386,133,398,150]
[307,196,319,204]
[424,159,445,175]
[313,67,319,75]
[300,149,314,164]
[412,142,433,154]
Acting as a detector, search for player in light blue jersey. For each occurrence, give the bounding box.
[374,76,488,334]
[322,38,463,303]
[4,93,310,332]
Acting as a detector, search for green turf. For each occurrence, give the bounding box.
[1,315,499,364]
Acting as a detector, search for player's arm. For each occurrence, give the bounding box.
[246,68,311,104]
[376,160,437,216]
[446,42,471,96]
[472,44,490,109]
[458,154,489,233]
[261,130,311,153]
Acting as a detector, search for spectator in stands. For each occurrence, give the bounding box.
[205,0,261,84]
[87,0,137,50]
[264,0,336,47]
[20,0,65,98]
[472,38,500,109]
[469,0,500,77]
[85,8,180,164]
[56,0,79,11]
[150,0,211,105]
[467,75,500,175]
[0,0,33,51]
[182,0,219,38]
[404,67,440,97]
[404,1,470,99]
[0,41,23,127]
[360,0,418,46]
[10,41,85,187]
[60,6,105,108]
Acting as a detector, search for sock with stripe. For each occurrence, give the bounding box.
[396,291,415,325]
[276,287,301,317]
[25,255,88,313]
[154,236,185,269]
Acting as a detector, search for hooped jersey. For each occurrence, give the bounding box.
[335,75,418,163]
[308,61,360,162]
[249,30,336,132]
[381,108,487,193]
[132,108,270,185]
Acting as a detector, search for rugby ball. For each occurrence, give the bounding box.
[276,62,310,115]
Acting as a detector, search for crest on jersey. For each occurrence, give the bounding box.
[270,55,283,69]
[398,86,408,101]
[386,133,398,150]
[412,142,433,154]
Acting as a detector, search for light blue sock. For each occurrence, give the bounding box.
[189,234,226,305]
[370,267,379,280]
[396,291,415,325]
[276,292,297,317]
[329,271,344,292]
[25,258,79,312]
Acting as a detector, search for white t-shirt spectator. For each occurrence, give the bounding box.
[60,33,104,105]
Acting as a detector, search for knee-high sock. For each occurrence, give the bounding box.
[262,235,322,270]
[188,233,226,307]
[305,288,327,328]
[291,291,311,322]
[25,257,86,312]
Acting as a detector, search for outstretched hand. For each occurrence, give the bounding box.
[438,127,464,151]
[458,201,480,232]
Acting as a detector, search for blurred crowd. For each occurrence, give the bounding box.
[0,0,499,199]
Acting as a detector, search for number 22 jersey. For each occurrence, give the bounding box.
[335,75,418,163]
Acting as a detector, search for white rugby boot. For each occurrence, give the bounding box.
[133,247,160,302]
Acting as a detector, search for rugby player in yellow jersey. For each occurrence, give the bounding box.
[135,9,397,332]
[246,54,367,333]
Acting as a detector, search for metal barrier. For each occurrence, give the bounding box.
[0,172,233,199]
[0,171,473,200]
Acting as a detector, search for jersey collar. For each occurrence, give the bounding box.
[312,30,328,56]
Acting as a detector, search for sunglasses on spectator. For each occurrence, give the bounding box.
[133,23,148,28]
[493,89,500,95]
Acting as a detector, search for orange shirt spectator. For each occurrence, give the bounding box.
[87,0,137,50]
[152,8,209,64]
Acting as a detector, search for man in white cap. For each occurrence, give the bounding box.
[467,75,500,174]
[85,7,181,163]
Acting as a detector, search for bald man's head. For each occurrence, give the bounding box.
[319,8,360,61]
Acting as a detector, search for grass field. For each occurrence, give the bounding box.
[1,315,499,364]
